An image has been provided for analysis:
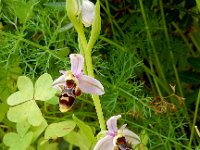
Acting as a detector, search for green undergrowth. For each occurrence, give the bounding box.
[0,0,200,149]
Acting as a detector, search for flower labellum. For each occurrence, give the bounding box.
[58,80,81,112]
[93,115,140,150]
[59,85,76,112]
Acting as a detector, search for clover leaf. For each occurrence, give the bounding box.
[16,121,31,137]
[31,119,48,142]
[3,131,33,150]
[44,120,76,140]
[7,76,33,106]
[7,100,43,126]
[34,73,56,101]
[6,73,56,126]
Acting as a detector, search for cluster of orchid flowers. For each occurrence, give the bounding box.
[52,54,140,149]
[52,0,141,149]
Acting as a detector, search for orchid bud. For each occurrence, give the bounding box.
[81,0,95,27]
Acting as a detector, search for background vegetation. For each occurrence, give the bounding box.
[0,0,200,149]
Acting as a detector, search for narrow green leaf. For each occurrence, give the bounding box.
[7,100,43,126]
[44,120,76,140]
[72,115,96,143]
[34,73,56,101]
[196,0,200,12]
[0,102,8,121]
[140,130,149,145]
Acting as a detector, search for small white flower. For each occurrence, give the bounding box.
[93,115,140,150]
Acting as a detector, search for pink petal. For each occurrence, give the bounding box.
[123,129,140,145]
[52,72,68,91]
[70,54,84,77]
[106,115,121,135]
[78,75,104,95]
[93,135,114,150]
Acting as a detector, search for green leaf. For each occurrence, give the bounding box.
[12,0,35,24]
[34,73,56,101]
[0,102,8,121]
[26,146,36,150]
[7,92,31,106]
[87,0,101,53]
[7,100,43,126]
[26,146,35,150]
[16,121,31,137]
[72,115,96,143]
[64,130,92,150]
[37,138,58,150]
[3,132,33,150]
[30,119,48,142]
[17,76,34,94]
[197,0,200,12]
[44,120,76,140]
[46,96,59,105]
[140,130,149,145]
[7,76,34,106]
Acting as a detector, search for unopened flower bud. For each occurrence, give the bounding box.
[81,0,95,27]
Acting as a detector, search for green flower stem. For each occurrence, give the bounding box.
[92,95,106,130]
[66,0,87,55]
[188,89,200,147]
[66,0,106,131]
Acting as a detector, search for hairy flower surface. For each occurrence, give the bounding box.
[93,115,140,150]
[52,54,104,95]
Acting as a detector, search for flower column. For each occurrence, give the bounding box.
[66,0,106,131]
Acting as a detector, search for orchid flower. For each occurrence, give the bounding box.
[93,115,140,150]
[52,54,104,95]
